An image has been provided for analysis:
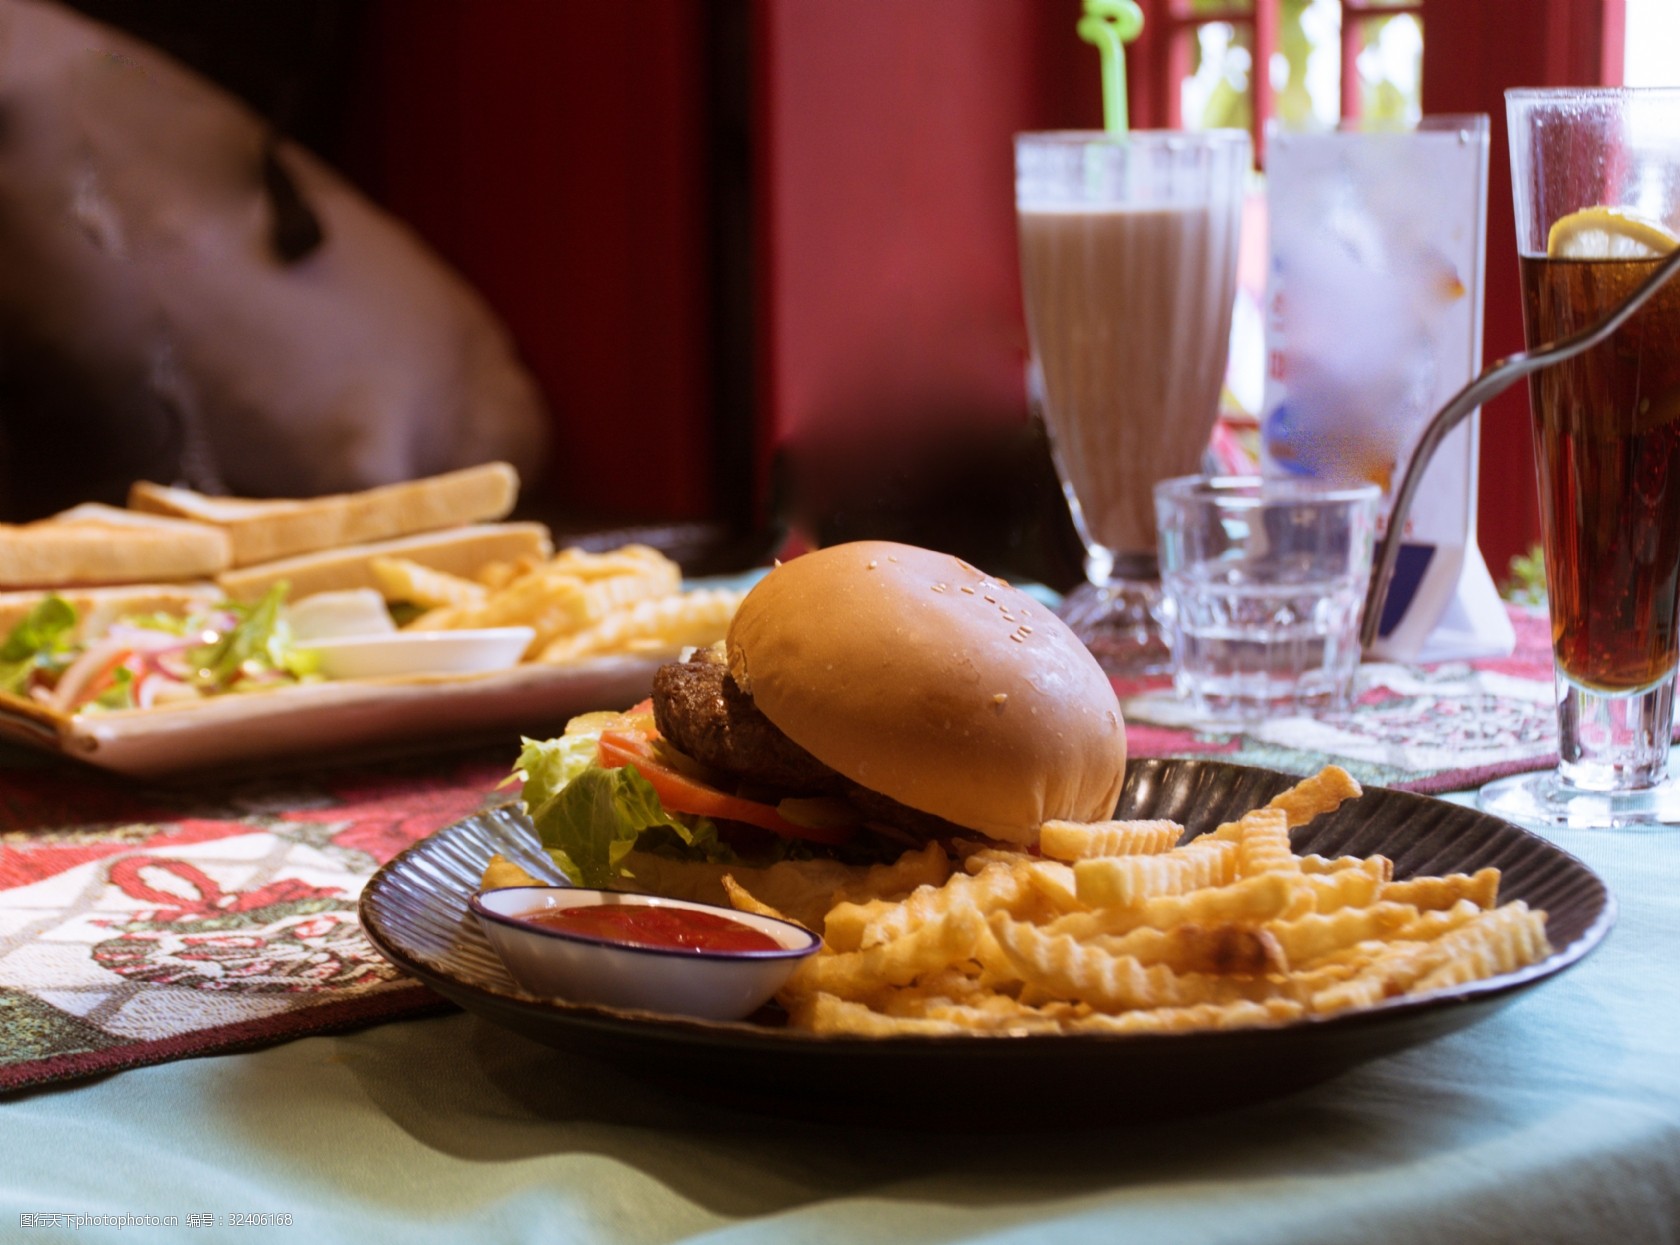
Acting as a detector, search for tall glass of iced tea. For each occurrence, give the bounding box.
[1016,131,1250,677]
[1482,89,1680,827]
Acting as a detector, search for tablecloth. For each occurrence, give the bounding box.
[3,798,1676,1245]
[1,605,1677,1243]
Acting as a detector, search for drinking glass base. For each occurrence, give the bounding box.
[1056,579,1171,679]
[1478,769,1680,829]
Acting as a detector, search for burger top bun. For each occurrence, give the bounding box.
[726,541,1126,844]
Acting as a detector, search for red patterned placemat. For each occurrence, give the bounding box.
[1120,606,1561,793]
[0,747,515,1094]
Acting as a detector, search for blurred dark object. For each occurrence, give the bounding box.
[0,0,548,520]
[59,0,360,161]
[773,417,1085,593]
[554,519,785,583]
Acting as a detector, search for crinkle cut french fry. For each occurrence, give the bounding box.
[1395,898,1483,941]
[1300,853,1393,882]
[1064,998,1305,1035]
[538,588,744,662]
[988,913,1262,1012]
[879,983,1084,1032]
[1264,764,1363,825]
[788,905,986,999]
[1298,868,1384,913]
[1233,807,1298,877]
[1310,902,1551,1014]
[821,898,895,955]
[1038,818,1183,861]
[1089,920,1288,977]
[1020,860,1083,915]
[1379,867,1501,911]
[1206,765,1363,841]
[1046,870,1308,943]
[957,847,1022,875]
[810,843,954,952]
[971,923,1022,985]
[825,860,1033,953]
[409,568,668,648]
[1265,901,1420,967]
[1412,904,1552,992]
[787,992,968,1036]
[1074,839,1238,908]
[862,862,1037,949]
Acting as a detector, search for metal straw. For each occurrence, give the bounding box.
[1360,244,1680,649]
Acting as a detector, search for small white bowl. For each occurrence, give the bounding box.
[304,627,535,679]
[471,886,821,1021]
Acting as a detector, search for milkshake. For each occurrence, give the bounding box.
[1018,202,1241,560]
[1015,131,1250,675]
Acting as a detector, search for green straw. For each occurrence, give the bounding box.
[1077,0,1144,135]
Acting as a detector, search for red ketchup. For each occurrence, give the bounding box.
[521,903,781,953]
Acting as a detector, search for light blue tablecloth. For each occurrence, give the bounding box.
[5,792,1677,1245]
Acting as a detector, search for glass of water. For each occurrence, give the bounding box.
[1154,475,1381,720]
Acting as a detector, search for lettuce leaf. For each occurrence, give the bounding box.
[515,733,721,890]
[0,595,77,696]
[187,583,317,690]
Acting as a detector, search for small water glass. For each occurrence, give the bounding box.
[1154,475,1380,721]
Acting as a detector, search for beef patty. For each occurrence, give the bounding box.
[650,650,967,841]
[652,650,842,794]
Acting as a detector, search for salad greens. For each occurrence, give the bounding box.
[516,732,723,889]
[0,583,323,712]
[185,584,319,691]
[0,595,76,696]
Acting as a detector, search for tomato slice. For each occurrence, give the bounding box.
[597,729,853,845]
[67,649,137,712]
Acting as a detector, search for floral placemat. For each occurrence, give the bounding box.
[0,607,1565,1095]
[1121,607,1561,794]
[0,748,513,1094]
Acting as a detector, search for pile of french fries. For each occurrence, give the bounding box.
[724,765,1553,1037]
[370,543,744,664]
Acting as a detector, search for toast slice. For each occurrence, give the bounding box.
[52,503,233,568]
[0,514,231,589]
[128,461,521,567]
[215,522,553,602]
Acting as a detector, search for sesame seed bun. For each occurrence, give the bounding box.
[725,541,1126,844]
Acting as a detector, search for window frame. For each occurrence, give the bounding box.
[1142,0,1424,157]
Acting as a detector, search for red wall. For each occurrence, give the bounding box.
[751,0,1100,512]
[342,0,716,524]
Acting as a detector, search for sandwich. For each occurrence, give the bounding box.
[514,540,1127,917]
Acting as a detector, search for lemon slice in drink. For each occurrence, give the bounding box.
[1547,206,1679,258]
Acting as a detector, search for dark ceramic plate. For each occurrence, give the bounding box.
[359,759,1614,1125]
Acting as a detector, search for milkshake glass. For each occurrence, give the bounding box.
[1016,130,1250,676]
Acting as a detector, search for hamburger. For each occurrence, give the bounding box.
[514,540,1126,921]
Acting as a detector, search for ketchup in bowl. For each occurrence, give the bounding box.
[471,886,822,1020]
[519,903,781,954]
